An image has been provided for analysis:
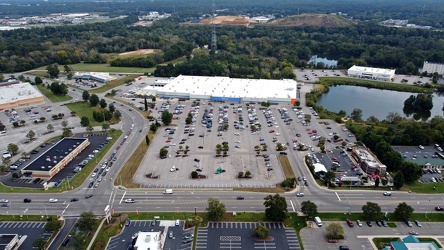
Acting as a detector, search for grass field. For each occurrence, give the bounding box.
[36,85,72,103]
[278,155,296,180]
[114,130,155,188]
[65,102,120,126]
[88,75,140,94]
[401,180,444,193]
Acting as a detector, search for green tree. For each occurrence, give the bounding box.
[0,74,4,82]
[362,202,382,221]
[393,172,405,189]
[71,230,86,249]
[89,94,99,107]
[323,170,336,186]
[26,130,35,141]
[145,135,150,145]
[46,64,60,78]
[7,143,18,155]
[80,117,90,126]
[206,198,226,221]
[46,124,54,132]
[263,194,288,221]
[114,110,121,120]
[161,111,173,125]
[325,223,344,238]
[61,120,68,128]
[400,162,423,183]
[102,123,110,131]
[160,148,168,157]
[144,97,148,111]
[254,225,270,239]
[301,200,318,219]
[86,126,94,132]
[32,236,46,250]
[62,128,72,137]
[77,211,96,231]
[375,177,380,187]
[150,123,158,133]
[99,98,107,109]
[152,96,156,102]
[82,91,90,101]
[394,202,414,221]
[45,215,62,231]
[34,76,43,85]
[108,103,115,113]
[351,108,363,121]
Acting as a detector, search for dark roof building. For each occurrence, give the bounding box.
[21,138,89,180]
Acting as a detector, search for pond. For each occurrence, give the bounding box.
[316,85,444,121]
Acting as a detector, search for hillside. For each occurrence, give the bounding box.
[268,14,353,27]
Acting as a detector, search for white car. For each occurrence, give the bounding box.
[92,173,97,177]
[275,133,281,136]
[170,166,177,172]
[105,167,110,172]
[418,145,424,150]
[124,199,135,203]
[175,219,180,226]
[49,198,58,203]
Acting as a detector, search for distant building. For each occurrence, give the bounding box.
[307,55,338,68]
[351,147,387,175]
[0,80,45,110]
[347,65,395,81]
[73,72,117,83]
[21,138,90,180]
[420,61,444,76]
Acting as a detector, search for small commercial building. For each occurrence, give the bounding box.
[21,138,90,180]
[0,80,45,110]
[133,231,162,250]
[385,235,439,250]
[313,163,327,176]
[347,65,396,81]
[73,72,117,83]
[420,61,444,76]
[157,75,298,104]
[351,147,387,175]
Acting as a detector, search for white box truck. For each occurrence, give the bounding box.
[314,216,322,227]
[163,189,173,194]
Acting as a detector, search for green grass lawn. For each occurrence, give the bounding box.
[278,155,296,180]
[418,238,443,247]
[36,85,72,103]
[401,181,443,193]
[65,102,120,126]
[88,75,140,94]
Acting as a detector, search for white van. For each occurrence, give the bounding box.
[314,216,322,227]
[163,189,173,194]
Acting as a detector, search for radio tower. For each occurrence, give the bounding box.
[211,0,217,53]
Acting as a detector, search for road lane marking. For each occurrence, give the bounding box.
[108,190,114,204]
[290,200,295,212]
[61,204,70,215]
[119,191,126,204]
[335,192,341,201]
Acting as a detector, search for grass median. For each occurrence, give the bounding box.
[114,130,155,188]
[89,75,141,94]
[36,85,72,103]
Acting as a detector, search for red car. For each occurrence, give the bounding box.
[332,157,339,162]
[269,130,275,133]
[166,139,171,143]
[346,219,354,227]
[328,239,338,243]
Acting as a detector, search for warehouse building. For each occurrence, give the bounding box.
[156,75,298,104]
[420,61,444,76]
[0,80,45,110]
[21,138,90,180]
[347,65,396,81]
[73,72,117,83]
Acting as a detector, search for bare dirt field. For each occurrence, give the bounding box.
[268,14,353,27]
[118,49,160,57]
[199,16,257,25]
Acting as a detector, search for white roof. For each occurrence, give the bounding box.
[313,163,327,173]
[74,72,116,81]
[159,75,297,100]
[348,65,395,75]
[134,231,161,250]
[0,82,43,105]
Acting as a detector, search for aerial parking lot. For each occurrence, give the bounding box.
[134,99,356,188]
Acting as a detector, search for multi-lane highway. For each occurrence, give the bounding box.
[0,75,443,218]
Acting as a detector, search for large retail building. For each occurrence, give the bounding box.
[0,80,45,110]
[154,75,298,104]
[420,61,444,75]
[347,65,396,81]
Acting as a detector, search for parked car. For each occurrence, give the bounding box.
[346,219,354,227]
[327,239,338,243]
[356,220,363,227]
[414,220,422,227]
[405,220,412,227]
[366,221,372,227]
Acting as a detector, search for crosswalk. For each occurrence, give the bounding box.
[209,222,283,229]
[285,229,301,249]
[0,222,46,229]
[195,228,208,249]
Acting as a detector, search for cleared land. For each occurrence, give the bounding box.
[199,15,257,25]
[118,49,161,57]
[36,63,154,74]
[268,14,353,27]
